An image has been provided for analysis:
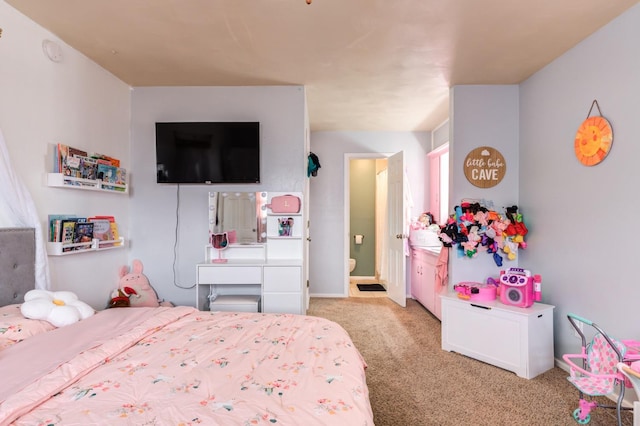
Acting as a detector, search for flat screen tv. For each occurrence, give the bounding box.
[155,122,260,184]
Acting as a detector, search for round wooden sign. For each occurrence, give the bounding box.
[574,116,613,166]
[463,146,506,188]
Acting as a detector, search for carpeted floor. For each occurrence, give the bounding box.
[307,297,633,426]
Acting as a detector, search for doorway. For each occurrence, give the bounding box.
[347,156,388,298]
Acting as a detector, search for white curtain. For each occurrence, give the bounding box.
[375,169,388,283]
[0,128,50,289]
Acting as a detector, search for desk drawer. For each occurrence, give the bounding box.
[197,266,262,284]
[263,266,301,292]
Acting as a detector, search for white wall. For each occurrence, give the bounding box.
[309,131,430,296]
[130,86,307,306]
[0,2,131,309]
[448,85,520,285]
[519,3,640,357]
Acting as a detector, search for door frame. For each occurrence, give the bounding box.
[343,152,391,297]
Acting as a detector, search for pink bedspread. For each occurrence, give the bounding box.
[0,306,373,425]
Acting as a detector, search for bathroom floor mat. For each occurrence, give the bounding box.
[357,284,386,292]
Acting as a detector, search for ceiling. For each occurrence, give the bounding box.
[6,0,638,132]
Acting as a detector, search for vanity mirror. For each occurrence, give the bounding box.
[210,232,229,263]
[208,192,268,243]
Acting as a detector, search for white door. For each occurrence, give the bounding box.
[386,151,406,307]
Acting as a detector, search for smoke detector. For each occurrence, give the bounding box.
[42,39,63,62]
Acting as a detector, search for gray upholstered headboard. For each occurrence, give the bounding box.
[0,228,35,306]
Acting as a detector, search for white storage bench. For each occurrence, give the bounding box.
[440,293,555,379]
[209,295,261,313]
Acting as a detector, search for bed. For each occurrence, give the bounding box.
[0,228,374,425]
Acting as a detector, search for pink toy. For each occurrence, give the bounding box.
[453,282,497,302]
[563,313,640,424]
[498,267,541,308]
[116,259,160,307]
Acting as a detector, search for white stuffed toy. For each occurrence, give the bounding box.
[21,289,95,327]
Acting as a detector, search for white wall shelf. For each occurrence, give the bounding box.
[46,173,128,194]
[47,237,125,256]
[266,214,303,239]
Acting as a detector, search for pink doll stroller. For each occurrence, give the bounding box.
[563,313,640,425]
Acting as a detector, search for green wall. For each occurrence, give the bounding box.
[349,159,376,276]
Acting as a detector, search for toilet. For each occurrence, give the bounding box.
[349,258,356,272]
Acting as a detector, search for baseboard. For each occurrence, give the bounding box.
[310,291,409,298]
[309,293,348,298]
[555,357,637,409]
[349,275,376,281]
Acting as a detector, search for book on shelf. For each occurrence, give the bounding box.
[53,145,59,173]
[53,144,64,173]
[88,218,113,244]
[56,143,88,178]
[110,222,120,245]
[79,156,98,180]
[91,152,120,167]
[102,166,126,191]
[115,167,127,188]
[73,222,94,251]
[59,219,77,252]
[88,216,121,246]
[63,154,82,179]
[48,214,77,242]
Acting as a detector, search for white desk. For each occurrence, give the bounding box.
[196,259,304,314]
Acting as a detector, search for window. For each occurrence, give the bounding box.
[428,144,449,225]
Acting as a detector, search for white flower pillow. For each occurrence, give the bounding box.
[21,290,95,328]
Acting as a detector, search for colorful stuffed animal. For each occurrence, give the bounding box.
[111,259,161,308]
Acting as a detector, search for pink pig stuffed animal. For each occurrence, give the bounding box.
[117,259,160,307]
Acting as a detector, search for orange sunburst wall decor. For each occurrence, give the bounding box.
[574,100,613,166]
